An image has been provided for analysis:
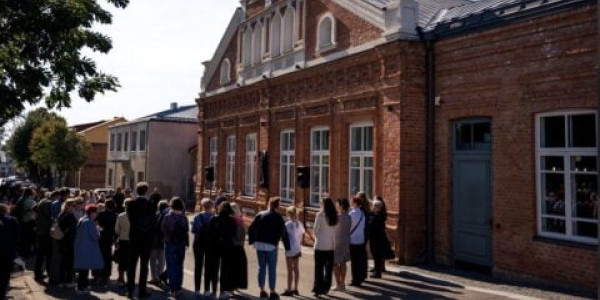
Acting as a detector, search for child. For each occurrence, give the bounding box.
[282,206,307,296]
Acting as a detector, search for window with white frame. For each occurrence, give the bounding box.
[110,133,115,152]
[243,28,253,67]
[536,111,598,244]
[131,131,137,151]
[317,13,336,51]
[245,133,257,196]
[283,7,295,53]
[139,130,147,151]
[349,124,374,198]
[117,133,122,152]
[310,127,330,206]
[226,135,236,193]
[124,132,129,152]
[280,130,295,202]
[253,23,263,65]
[271,13,282,57]
[208,137,218,189]
[220,59,231,84]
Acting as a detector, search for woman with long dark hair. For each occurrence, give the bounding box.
[312,198,338,297]
[208,201,237,299]
[333,198,351,291]
[369,197,394,278]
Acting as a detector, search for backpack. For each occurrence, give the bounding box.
[50,222,64,240]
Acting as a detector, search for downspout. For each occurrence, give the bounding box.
[417,26,436,264]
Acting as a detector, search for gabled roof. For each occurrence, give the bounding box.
[71,120,106,132]
[138,104,198,123]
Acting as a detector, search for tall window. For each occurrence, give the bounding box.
[124,132,129,152]
[110,133,115,151]
[349,124,374,198]
[280,130,295,202]
[139,130,147,151]
[245,133,257,196]
[317,14,336,51]
[283,7,295,53]
[117,133,122,151]
[220,59,231,84]
[209,137,218,189]
[253,23,263,65]
[536,111,598,244]
[131,132,137,151]
[271,13,282,57]
[310,127,330,206]
[243,28,253,67]
[226,135,236,193]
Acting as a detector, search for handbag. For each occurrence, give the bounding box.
[50,222,64,240]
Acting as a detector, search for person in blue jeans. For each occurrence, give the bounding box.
[248,197,290,300]
[161,197,189,297]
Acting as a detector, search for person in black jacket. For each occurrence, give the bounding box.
[207,201,237,299]
[58,199,78,288]
[113,187,125,214]
[368,197,394,279]
[149,188,162,213]
[96,199,118,286]
[0,203,19,299]
[126,182,156,299]
[248,197,290,300]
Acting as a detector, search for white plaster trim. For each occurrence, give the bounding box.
[316,12,337,52]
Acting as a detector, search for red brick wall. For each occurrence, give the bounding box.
[206,31,239,92]
[434,5,597,289]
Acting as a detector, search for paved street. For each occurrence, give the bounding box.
[7,232,594,300]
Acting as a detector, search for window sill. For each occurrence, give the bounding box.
[316,43,337,54]
[532,235,597,250]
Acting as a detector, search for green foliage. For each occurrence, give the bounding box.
[0,0,129,126]
[29,118,90,176]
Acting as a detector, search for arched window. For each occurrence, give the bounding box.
[220,58,231,84]
[283,7,295,53]
[317,13,336,51]
[243,28,253,67]
[271,13,282,57]
[253,23,263,65]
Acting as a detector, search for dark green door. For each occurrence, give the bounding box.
[452,120,492,267]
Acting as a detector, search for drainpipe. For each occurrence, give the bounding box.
[417,26,436,264]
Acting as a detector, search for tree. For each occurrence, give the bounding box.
[0,0,130,126]
[4,108,60,182]
[29,118,89,186]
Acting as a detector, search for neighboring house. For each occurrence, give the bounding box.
[196,0,597,290]
[65,118,127,190]
[0,151,15,178]
[106,103,197,201]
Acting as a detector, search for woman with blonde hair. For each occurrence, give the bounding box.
[58,199,78,288]
[282,206,307,296]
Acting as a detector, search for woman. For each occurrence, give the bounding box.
[161,197,189,296]
[349,196,368,287]
[191,198,214,297]
[58,199,78,288]
[96,199,117,286]
[369,197,395,279]
[73,204,104,294]
[150,200,169,287]
[333,198,351,291]
[313,198,338,297]
[282,206,307,296]
[230,203,248,291]
[208,202,237,299]
[115,198,132,287]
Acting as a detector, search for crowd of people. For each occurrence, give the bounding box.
[0,182,395,300]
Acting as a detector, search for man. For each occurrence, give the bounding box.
[248,197,290,300]
[51,188,69,221]
[0,203,19,299]
[113,187,125,214]
[149,188,162,212]
[14,187,36,258]
[34,191,57,282]
[213,189,227,209]
[126,182,156,299]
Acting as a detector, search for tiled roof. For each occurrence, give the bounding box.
[70,120,106,132]
[139,104,198,123]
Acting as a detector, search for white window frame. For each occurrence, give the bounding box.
[245,133,257,197]
[226,135,236,193]
[535,110,598,244]
[316,12,336,52]
[220,58,231,85]
[349,122,374,198]
[271,13,282,57]
[310,126,330,206]
[280,130,295,202]
[243,27,253,67]
[283,6,295,54]
[209,137,218,190]
[253,22,263,65]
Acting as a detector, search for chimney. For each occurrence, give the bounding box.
[170,102,178,110]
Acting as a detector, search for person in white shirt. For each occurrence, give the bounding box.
[349,195,368,287]
[282,206,309,296]
[312,198,338,297]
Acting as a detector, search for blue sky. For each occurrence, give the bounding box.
[52,0,239,126]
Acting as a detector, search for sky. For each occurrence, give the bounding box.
[37,0,240,126]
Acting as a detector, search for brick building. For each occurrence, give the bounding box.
[196,0,598,290]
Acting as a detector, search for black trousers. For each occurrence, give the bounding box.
[118,240,130,275]
[350,243,367,285]
[127,241,151,294]
[59,243,74,284]
[193,241,211,292]
[206,247,219,293]
[77,269,90,290]
[19,221,35,258]
[313,250,334,294]
[99,240,113,282]
[34,235,53,279]
[0,259,11,300]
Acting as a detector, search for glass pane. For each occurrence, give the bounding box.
[351,127,362,152]
[281,164,288,187]
[281,156,287,164]
[313,131,320,150]
[311,167,320,194]
[541,173,565,216]
[571,174,597,220]
[350,169,360,196]
[312,155,320,165]
[541,116,565,148]
[541,217,566,234]
[322,166,329,194]
[322,130,330,150]
[455,123,472,150]
[282,133,289,151]
[290,155,295,164]
[364,126,373,151]
[541,156,564,171]
[364,169,373,199]
[365,157,374,168]
[311,194,320,205]
[571,156,597,173]
[322,155,329,166]
[570,114,596,148]
[290,132,295,150]
[573,221,597,239]
[350,157,360,168]
[473,122,491,150]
